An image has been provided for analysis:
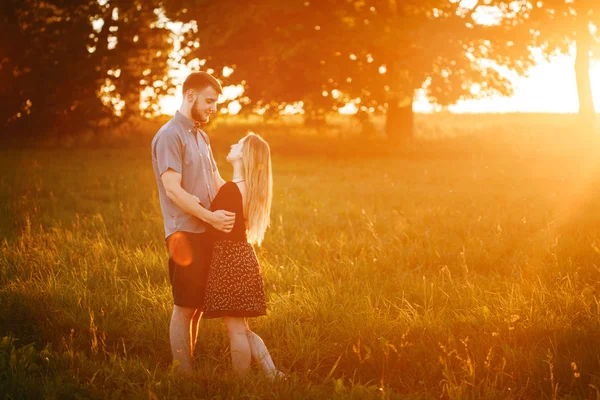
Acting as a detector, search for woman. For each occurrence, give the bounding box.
[203,132,284,379]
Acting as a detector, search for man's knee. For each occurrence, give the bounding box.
[172,305,198,321]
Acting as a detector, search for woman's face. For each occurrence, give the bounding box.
[226,136,246,163]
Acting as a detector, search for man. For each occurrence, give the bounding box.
[151,71,236,374]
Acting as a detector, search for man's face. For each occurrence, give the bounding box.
[190,86,219,124]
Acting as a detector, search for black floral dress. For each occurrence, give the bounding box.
[203,181,267,318]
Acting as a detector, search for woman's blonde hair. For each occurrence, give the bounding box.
[242,133,273,246]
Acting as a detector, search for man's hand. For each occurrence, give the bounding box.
[190,194,234,232]
[191,195,234,232]
[211,210,236,233]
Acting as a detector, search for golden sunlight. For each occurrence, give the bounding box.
[414,50,600,114]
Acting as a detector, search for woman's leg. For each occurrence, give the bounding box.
[245,320,285,380]
[223,317,252,376]
[246,330,278,377]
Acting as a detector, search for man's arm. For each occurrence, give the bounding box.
[161,169,235,232]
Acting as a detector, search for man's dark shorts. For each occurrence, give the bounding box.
[166,231,213,309]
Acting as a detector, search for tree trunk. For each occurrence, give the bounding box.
[575,24,596,135]
[303,106,327,127]
[355,109,375,136]
[385,94,414,141]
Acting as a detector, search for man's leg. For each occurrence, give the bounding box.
[191,310,203,353]
[170,305,197,374]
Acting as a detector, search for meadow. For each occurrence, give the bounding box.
[2,113,600,399]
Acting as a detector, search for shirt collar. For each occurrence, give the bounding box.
[174,111,196,132]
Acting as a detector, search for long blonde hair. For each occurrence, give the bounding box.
[242,133,273,246]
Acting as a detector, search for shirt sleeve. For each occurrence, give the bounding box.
[155,130,183,175]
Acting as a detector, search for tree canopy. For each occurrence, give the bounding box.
[1,0,171,139]
[164,0,536,137]
[3,0,597,140]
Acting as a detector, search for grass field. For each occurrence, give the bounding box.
[2,114,600,399]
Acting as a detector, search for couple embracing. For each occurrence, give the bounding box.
[151,72,284,379]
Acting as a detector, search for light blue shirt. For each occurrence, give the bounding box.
[151,111,218,238]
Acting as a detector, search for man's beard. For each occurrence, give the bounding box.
[191,99,209,125]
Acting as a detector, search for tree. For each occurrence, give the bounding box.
[317,0,536,139]
[163,1,347,122]
[488,0,600,134]
[0,0,172,139]
[164,0,535,138]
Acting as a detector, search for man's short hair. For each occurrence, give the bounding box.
[182,71,223,95]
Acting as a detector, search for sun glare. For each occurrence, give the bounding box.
[450,51,600,113]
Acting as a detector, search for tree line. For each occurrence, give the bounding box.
[2,0,598,140]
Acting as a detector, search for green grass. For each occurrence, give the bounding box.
[2,114,600,399]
